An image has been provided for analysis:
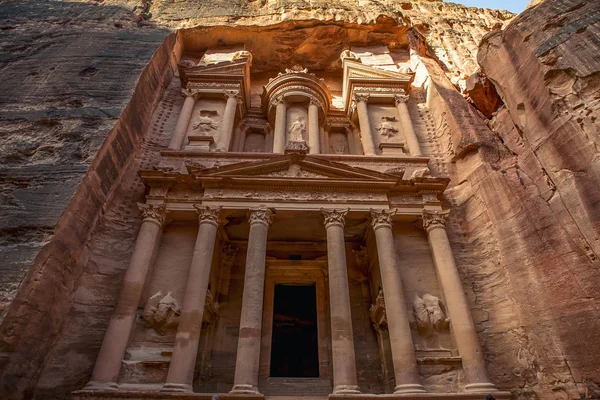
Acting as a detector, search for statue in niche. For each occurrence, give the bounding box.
[192,110,219,134]
[288,117,306,142]
[142,291,181,335]
[413,293,450,336]
[330,132,348,154]
[377,116,399,140]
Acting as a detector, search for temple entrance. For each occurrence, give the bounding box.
[269,284,319,378]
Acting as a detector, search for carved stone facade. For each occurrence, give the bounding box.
[60,37,517,400]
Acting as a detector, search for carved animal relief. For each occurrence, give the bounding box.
[192,110,219,134]
[142,291,182,335]
[413,293,450,335]
[376,116,399,140]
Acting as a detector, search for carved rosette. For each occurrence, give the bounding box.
[394,92,410,105]
[194,205,223,227]
[321,208,349,229]
[422,209,450,232]
[247,207,274,227]
[138,203,167,227]
[370,209,396,231]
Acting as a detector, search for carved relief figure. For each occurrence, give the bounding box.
[376,116,399,139]
[330,132,348,154]
[192,110,219,134]
[142,291,181,335]
[413,293,450,335]
[288,117,306,142]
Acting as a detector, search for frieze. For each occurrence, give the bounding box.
[203,189,387,203]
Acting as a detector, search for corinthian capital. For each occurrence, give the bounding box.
[309,96,322,108]
[181,88,199,98]
[194,205,223,227]
[248,206,274,227]
[422,209,450,232]
[138,203,167,227]
[394,92,410,105]
[270,95,286,107]
[370,209,396,231]
[353,93,370,103]
[224,90,241,100]
[321,208,349,229]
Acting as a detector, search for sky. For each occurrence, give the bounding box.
[453,0,529,13]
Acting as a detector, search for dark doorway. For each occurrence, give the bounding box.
[270,284,319,377]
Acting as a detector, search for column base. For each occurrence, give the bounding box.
[393,383,427,394]
[464,382,498,393]
[334,384,361,394]
[83,381,119,392]
[230,384,261,395]
[160,383,193,393]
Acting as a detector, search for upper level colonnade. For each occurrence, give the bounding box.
[166,48,423,157]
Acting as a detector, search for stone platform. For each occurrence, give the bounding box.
[72,390,513,400]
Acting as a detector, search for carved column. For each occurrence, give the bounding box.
[321,209,361,394]
[162,206,222,392]
[308,97,321,154]
[85,203,167,391]
[272,96,287,154]
[370,210,426,394]
[216,90,241,152]
[353,93,376,156]
[169,88,198,150]
[423,210,497,393]
[395,92,423,156]
[231,207,274,394]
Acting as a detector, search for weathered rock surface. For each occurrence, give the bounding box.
[465,71,503,117]
[471,0,600,397]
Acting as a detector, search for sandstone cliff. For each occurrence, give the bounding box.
[1,0,598,399]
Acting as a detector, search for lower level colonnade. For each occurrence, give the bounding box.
[80,204,505,399]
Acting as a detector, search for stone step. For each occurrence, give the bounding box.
[265,397,328,400]
[260,378,332,396]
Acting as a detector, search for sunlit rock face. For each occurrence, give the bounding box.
[0,1,598,400]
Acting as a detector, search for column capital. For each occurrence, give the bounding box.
[247,206,274,227]
[370,209,396,231]
[309,95,322,108]
[194,205,223,227]
[321,208,349,229]
[353,93,370,103]
[224,90,241,100]
[181,88,199,98]
[394,92,410,105]
[138,203,167,227]
[270,95,287,107]
[422,209,450,232]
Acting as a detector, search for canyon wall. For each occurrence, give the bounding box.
[1,0,598,399]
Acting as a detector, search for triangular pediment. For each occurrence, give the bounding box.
[344,60,413,81]
[192,154,398,183]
